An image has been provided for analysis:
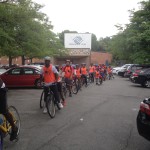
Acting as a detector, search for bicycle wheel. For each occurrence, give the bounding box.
[8,106,21,138]
[46,94,56,118]
[40,90,44,109]
[72,82,78,94]
[0,131,3,150]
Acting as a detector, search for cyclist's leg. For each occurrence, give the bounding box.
[57,82,65,104]
[84,75,88,86]
[96,78,98,84]
[65,78,72,96]
[92,73,94,82]
[44,86,49,102]
[0,88,18,141]
[50,84,63,108]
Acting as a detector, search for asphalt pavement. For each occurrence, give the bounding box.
[4,76,150,150]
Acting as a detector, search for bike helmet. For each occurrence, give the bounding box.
[44,56,51,61]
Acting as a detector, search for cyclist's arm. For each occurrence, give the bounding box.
[52,66,59,82]
[0,77,5,88]
[40,68,44,81]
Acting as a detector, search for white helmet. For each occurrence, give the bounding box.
[44,56,51,61]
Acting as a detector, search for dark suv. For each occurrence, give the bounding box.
[131,68,150,88]
[125,64,150,78]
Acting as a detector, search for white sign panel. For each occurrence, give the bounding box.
[64,33,91,49]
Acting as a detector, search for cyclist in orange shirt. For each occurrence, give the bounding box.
[89,63,95,83]
[95,68,100,85]
[55,66,66,106]
[74,64,82,89]
[63,60,73,97]
[107,65,114,79]
[81,63,88,86]
[41,56,63,113]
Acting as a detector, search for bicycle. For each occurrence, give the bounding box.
[40,84,61,118]
[0,106,21,150]
[61,80,78,96]
[75,78,82,92]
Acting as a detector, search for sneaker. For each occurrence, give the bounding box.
[58,103,63,109]
[10,127,18,141]
[43,107,47,114]
[69,93,72,97]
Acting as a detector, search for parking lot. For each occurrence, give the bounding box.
[4,76,150,150]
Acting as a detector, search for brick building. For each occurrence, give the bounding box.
[0,52,112,67]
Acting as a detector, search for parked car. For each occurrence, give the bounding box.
[130,68,150,88]
[112,67,121,74]
[137,97,150,141]
[124,64,150,78]
[117,64,133,77]
[0,66,42,88]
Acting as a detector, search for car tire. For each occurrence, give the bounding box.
[141,80,150,88]
[35,79,42,89]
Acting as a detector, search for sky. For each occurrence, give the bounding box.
[33,0,142,39]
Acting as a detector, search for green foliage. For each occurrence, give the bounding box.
[107,0,150,64]
[0,0,63,65]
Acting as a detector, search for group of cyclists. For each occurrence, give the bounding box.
[0,56,113,142]
[40,56,114,113]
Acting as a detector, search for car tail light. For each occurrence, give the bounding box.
[140,102,150,115]
[133,73,138,77]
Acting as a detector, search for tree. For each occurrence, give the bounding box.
[91,33,99,51]
[0,0,63,65]
[107,1,150,64]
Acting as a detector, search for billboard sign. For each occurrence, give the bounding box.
[64,33,91,49]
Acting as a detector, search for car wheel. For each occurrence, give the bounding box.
[35,79,42,89]
[142,80,150,88]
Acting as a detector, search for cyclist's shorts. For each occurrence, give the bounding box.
[64,78,72,85]
[0,88,7,114]
[57,82,62,92]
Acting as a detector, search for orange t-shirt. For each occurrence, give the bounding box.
[43,65,56,83]
[81,67,87,75]
[107,68,112,74]
[76,68,81,78]
[89,66,95,73]
[64,66,72,78]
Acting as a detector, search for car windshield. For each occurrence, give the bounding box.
[0,68,7,74]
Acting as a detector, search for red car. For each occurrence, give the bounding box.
[0,66,42,88]
[137,97,150,141]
